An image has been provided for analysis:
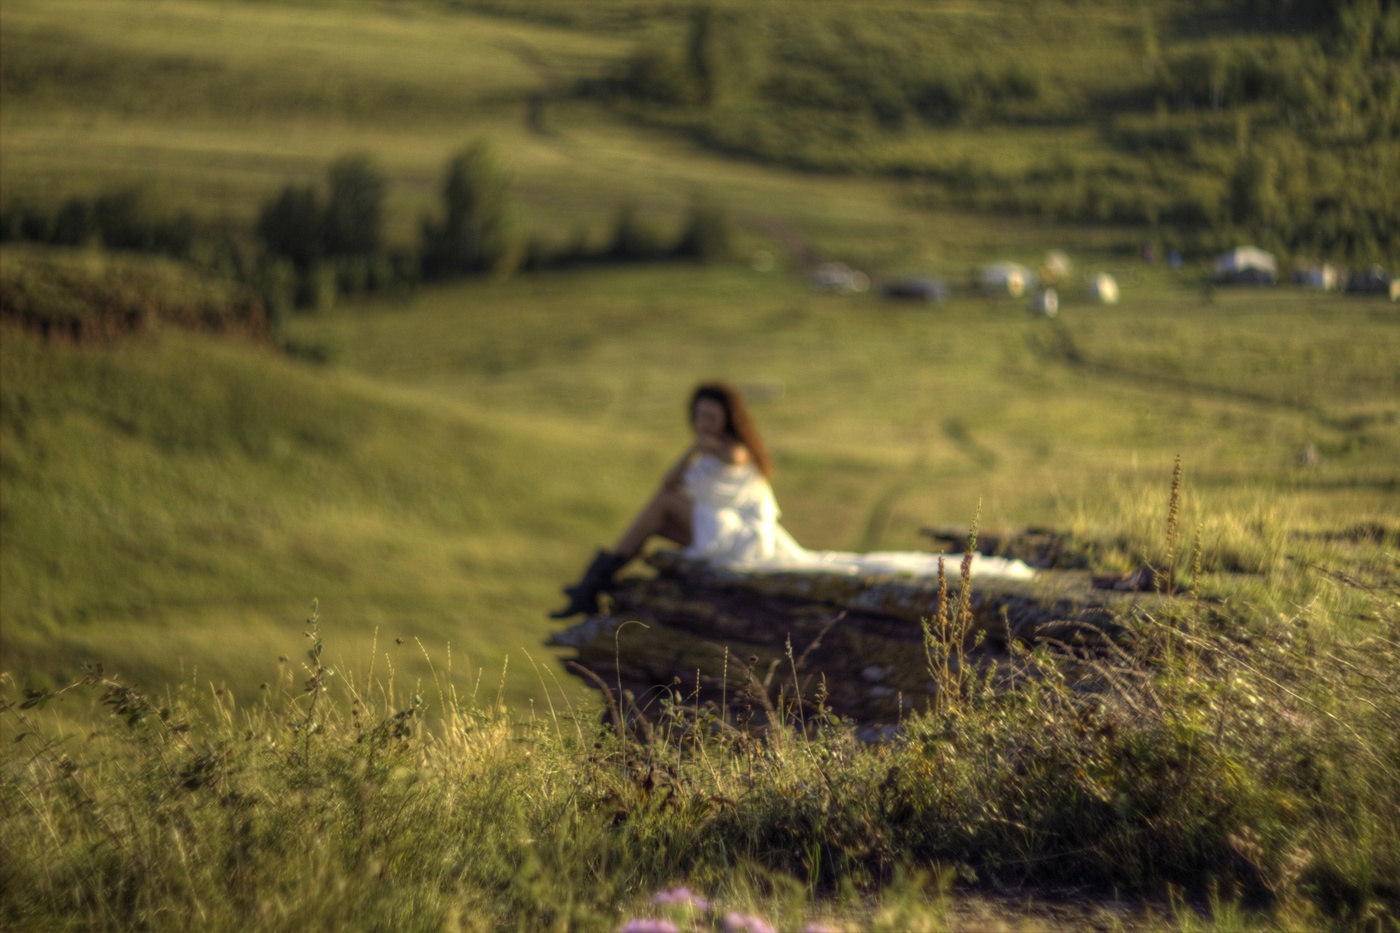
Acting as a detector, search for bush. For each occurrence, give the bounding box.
[50,197,98,247]
[621,45,703,106]
[256,154,386,272]
[256,184,323,271]
[0,247,267,342]
[0,199,54,243]
[321,154,386,260]
[606,204,667,262]
[420,141,514,280]
[1,186,202,259]
[671,199,731,263]
[295,263,338,313]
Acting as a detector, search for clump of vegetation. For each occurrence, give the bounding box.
[4,512,1396,930]
[420,142,516,280]
[1,185,206,259]
[0,247,267,343]
[591,0,1398,264]
[523,197,732,271]
[4,143,736,327]
[257,153,417,311]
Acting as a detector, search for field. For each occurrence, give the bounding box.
[2,0,1399,929]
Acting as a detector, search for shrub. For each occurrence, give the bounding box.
[420,142,514,279]
[621,45,703,106]
[50,197,98,247]
[671,199,731,263]
[255,154,387,293]
[0,248,267,342]
[0,199,54,243]
[321,153,386,260]
[247,254,297,326]
[1,187,202,259]
[256,184,323,271]
[607,204,667,262]
[295,262,338,313]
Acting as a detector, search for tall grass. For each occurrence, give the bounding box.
[4,528,1397,931]
[5,255,1396,710]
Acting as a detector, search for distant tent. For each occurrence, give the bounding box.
[1292,262,1338,290]
[880,276,949,303]
[1041,250,1072,283]
[1345,265,1394,297]
[979,261,1035,297]
[1213,246,1277,285]
[809,262,869,294]
[1030,287,1059,317]
[1086,272,1119,305]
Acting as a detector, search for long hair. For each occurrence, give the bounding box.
[690,381,774,478]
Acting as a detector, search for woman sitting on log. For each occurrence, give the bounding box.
[550,381,1034,619]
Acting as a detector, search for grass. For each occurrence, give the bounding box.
[5,251,1397,709]
[3,557,1397,929]
[1,290,635,706]
[1,0,1172,265]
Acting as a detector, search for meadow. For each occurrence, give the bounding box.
[2,0,1399,928]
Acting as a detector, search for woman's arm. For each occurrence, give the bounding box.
[660,442,701,491]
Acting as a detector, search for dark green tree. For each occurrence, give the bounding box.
[322,154,386,259]
[420,142,513,279]
[686,4,755,107]
[256,184,323,271]
[608,204,664,262]
[672,199,731,262]
[51,197,97,247]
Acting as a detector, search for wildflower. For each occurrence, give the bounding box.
[619,920,681,933]
[723,912,777,933]
[649,886,711,911]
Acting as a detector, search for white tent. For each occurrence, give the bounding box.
[1087,273,1119,305]
[979,261,1035,297]
[1214,246,1277,283]
[1292,262,1338,290]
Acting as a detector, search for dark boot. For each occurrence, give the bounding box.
[548,549,627,619]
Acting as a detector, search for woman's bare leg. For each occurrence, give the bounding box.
[613,488,692,560]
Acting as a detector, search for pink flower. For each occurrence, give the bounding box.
[649,886,711,911]
[619,920,682,933]
[723,912,777,933]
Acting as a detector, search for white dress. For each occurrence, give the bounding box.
[682,455,1036,580]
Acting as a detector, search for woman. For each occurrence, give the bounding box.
[549,382,1034,619]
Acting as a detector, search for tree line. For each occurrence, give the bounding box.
[0,142,732,324]
[590,0,1398,264]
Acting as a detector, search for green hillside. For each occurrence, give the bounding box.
[5,248,1397,709]
[584,0,1399,259]
[2,0,1398,706]
[4,0,1397,267]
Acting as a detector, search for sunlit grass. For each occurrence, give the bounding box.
[4,566,1397,928]
[5,249,1396,713]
